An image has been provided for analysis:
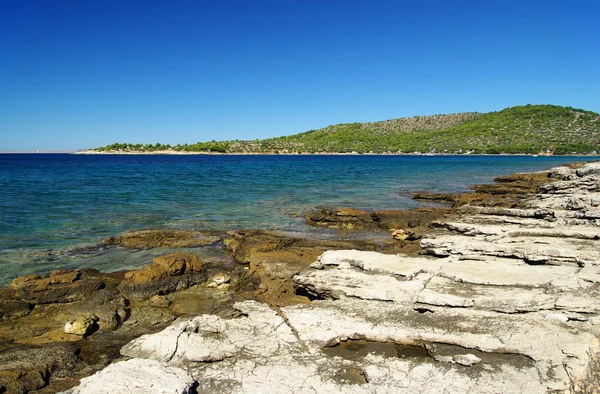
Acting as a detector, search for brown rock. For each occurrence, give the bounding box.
[118,253,207,302]
[47,269,82,284]
[10,274,44,290]
[0,299,32,321]
[148,295,171,308]
[493,171,549,186]
[168,284,235,317]
[305,208,373,229]
[371,208,449,230]
[413,171,551,209]
[306,207,450,231]
[68,288,129,331]
[0,342,80,393]
[10,269,105,305]
[226,230,416,307]
[101,229,220,248]
[0,288,31,321]
[126,253,204,283]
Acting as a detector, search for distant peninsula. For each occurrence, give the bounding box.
[84,104,600,155]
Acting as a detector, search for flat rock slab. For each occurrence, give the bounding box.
[61,358,194,394]
[68,296,600,393]
[438,221,600,239]
[317,249,581,288]
[101,229,221,248]
[421,234,600,265]
[283,298,598,393]
[121,301,299,365]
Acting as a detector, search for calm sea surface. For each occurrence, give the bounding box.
[0,153,595,285]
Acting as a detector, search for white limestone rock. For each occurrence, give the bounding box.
[65,358,193,394]
[440,221,600,240]
[317,250,442,278]
[205,272,231,288]
[576,162,600,177]
[452,353,481,366]
[534,194,600,210]
[293,268,424,302]
[545,313,569,323]
[282,297,600,392]
[417,275,556,313]
[538,176,600,194]
[421,234,600,266]
[457,205,555,219]
[548,165,577,180]
[121,301,299,366]
[64,313,99,336]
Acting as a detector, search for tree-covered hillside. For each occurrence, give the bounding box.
[227,112,479,153]
[90,105,600,155]
[407,105,600,155]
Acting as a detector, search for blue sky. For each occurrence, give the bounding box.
[1,0,598,151]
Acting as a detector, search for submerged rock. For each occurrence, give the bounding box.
[305,207,373,229]
[305,207,450,231]
[413,170,551,208]
[101,229,221,248]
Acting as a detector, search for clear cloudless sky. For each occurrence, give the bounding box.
[1,0,598,151]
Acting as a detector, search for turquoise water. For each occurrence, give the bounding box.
[0,153,595,285]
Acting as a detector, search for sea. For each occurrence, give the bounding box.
[0,153,596,286]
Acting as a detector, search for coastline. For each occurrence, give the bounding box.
[1,161,600,392]
[74,149,599,157]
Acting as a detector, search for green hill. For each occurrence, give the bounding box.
[92,104,600,155]
[228,112,479,153]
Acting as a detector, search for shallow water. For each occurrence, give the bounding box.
[0,153,595,285]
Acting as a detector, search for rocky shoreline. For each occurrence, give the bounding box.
[1,161,599,393]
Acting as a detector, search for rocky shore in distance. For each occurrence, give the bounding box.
[1,161,599,393]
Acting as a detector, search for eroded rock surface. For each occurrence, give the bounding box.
[63,358,194,394]
[223,229,411,306]
[421,162,600,269]
[63,162,600,393]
